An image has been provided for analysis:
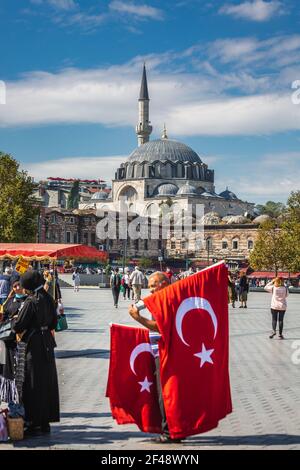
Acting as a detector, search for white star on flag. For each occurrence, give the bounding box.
[138,376,153,393]
[194,343,214,368]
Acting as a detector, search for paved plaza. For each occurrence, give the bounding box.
[2,288,300,450]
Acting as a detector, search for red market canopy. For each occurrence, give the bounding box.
[0,243,108,262]
[248,271,300,279]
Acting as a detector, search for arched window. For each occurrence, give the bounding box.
[248,239,254,250]
[222,239,228,250]
[232,239,239,250]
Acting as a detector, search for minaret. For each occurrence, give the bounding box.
[136,64,152,146]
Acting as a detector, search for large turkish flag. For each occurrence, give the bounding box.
[143,261,232,439]
[106,324,162,434]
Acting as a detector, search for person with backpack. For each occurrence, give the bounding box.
[110,268,122,308]
[264,277,289,339]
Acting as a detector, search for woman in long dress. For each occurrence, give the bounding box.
[13,270,60,434]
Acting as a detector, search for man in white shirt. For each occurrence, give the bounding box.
[129,266,145,302]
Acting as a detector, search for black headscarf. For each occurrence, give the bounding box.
[21,270,44,292]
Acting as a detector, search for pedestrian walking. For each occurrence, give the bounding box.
[72,268,80,293]
[129,266,145,302]
[122,271,131,300]
[265,277,289,339]
[239,273,249,308]
[228,272,237,308]
[110,268,122,308]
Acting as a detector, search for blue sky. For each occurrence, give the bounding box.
[1,0,300,203]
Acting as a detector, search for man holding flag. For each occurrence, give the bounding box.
[128,271,180,443]
[107,261,232,443]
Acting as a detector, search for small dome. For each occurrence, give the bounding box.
[253,214,271,224]
[128,139,202,163]
[203,211,222,225]
[177,183,198,196]
[219,188,238,200]
[222,215,248,224]
[91,191,108,200]
[155,183,178,196]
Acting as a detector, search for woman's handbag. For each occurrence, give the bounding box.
[0,319,15,342]
[55,314,68,332]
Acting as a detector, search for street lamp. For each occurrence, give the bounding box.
[206,238,210,267]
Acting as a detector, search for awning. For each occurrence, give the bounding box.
[248,271,300,279]
[0,243,108,262]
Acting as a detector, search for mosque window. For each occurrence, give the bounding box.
[222,240,228,249]
[66,232,71,243]
[248,239,254,250]
[232,239,239,250]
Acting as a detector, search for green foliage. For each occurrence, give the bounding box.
[0,152,39,242]
[67,180,80,209]
[138,257,152,269]
[255,201,286,218]
[249,219,287,275]
[250,193,300,274]
[281,191,300,272]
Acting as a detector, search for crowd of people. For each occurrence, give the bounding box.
[0,259,291,443]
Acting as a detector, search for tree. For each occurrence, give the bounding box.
[249,219,288,275]
[255,200,286,218]
[281,191,300,272]
[139,257,152,269]
[67,180,80,209]
[0,152,39,242]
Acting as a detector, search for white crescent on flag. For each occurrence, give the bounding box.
[129,342,155,376]
[175,296,218,346]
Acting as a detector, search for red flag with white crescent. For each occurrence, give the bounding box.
[143,261,232,439]
[106,324,162,433]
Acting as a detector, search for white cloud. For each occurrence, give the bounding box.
[2,34,300,136]
[2,63,300,137]
[26,155,126,182]
[109,1,163,20]
[220,0,283,22]
[30,0,77,10]
[216,151,300,202]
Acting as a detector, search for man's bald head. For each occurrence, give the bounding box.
[148,271,170,294]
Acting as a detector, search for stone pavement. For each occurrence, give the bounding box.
[2,288,300,450]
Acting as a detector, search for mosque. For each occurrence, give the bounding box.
[81,65,254,220]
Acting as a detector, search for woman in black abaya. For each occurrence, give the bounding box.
[13,270,60,434]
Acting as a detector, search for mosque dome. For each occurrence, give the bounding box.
[155,183,179,196]
[253,214,271,224]
[203,211,222,225]
[177,183,198,196]
[127,139,202,164]
[222,215,248,224]
[91,191,108,200]
[219,188,238,200]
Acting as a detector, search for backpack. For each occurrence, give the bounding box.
[112,274,121,288]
